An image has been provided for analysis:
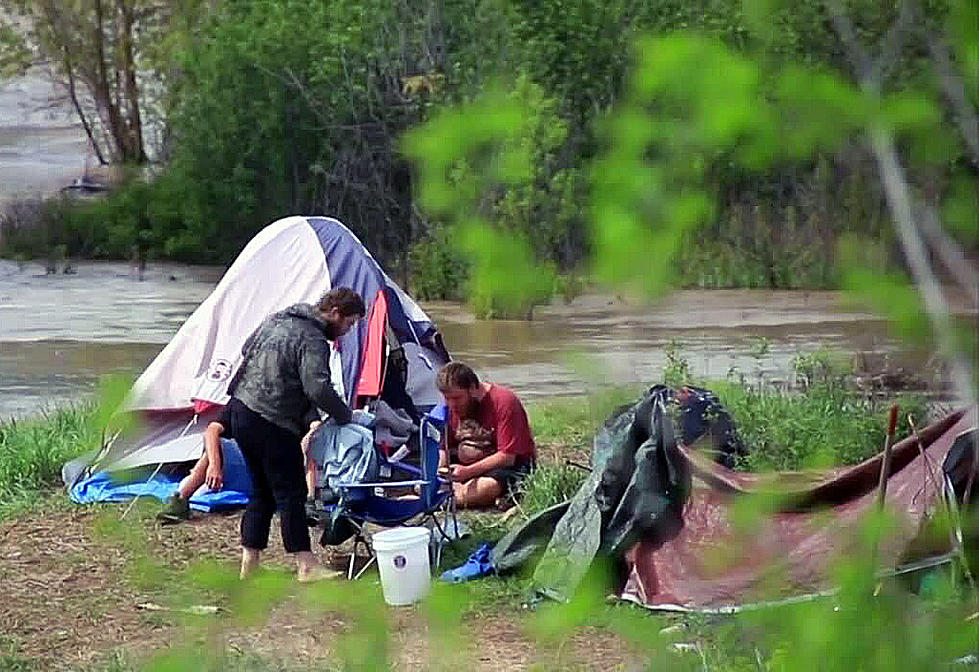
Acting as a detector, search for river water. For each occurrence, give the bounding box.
[0,69,92,206]
[0,258,929,419]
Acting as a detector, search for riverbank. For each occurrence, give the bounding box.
[0,372,934,521]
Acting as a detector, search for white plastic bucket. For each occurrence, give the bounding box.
[372,527,431,606]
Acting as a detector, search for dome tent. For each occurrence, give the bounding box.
[64,216,449,507]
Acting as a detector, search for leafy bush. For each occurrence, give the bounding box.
[408,225,468,300]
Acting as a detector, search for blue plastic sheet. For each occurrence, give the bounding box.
[69,439,253,512]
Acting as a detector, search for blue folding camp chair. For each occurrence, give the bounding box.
[322,405,457,579]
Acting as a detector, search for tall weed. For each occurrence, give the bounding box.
[716,381,930,471]
[517,463,588,515]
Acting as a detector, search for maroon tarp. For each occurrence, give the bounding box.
[620,410,976,611]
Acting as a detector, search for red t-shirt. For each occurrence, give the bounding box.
[446,384,536,465]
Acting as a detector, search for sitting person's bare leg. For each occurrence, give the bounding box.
[301,420,321,499]
[453,477,503,509]
[178,454,209,499]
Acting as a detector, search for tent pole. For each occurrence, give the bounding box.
[120,413,200,520]
[909,414,977,598]
[874,405,900,511]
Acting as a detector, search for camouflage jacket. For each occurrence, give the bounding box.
[228,303,352,436]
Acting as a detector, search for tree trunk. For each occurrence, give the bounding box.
[62,44,107,165]
[117,0,145,163]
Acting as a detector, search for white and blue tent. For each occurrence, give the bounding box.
[66,216,449,508]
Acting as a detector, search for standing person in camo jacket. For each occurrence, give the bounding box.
[226,287,365,581]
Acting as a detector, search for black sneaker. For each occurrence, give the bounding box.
[157,494,190,524]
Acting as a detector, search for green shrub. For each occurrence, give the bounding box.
[408,225,468,301]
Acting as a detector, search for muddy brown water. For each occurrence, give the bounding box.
[0,259,931,420]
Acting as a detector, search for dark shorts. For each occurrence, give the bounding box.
[486,460,534,494]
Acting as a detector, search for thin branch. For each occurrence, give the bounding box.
[61,44,107,164]
[827,2,978,411]
[824,0,876,89]
[869,1,915,84]
[869,129,977,410]
[918,203,979,307]
[927,35,979,169]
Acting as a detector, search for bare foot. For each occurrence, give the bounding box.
[297,566,342,582]
[240,548,261,580]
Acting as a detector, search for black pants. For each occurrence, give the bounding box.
[227,397,310,553]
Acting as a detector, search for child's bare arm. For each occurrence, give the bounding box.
[203,422,225,490]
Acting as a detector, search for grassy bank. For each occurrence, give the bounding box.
[0,404,100,520]
[0,363,932,523]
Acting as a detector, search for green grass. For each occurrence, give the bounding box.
[516,463,587,516]
[0,634,37,671]
[0,404,101,520]
[526,386,640,449]
[520,387,640,516]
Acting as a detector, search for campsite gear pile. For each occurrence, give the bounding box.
[308,417,377,506]
[64,216,450,511]
[490,385,977,612]
[373,401,417,456]
[315,408,456,579]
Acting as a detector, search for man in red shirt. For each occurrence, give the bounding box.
[437,362,536,509]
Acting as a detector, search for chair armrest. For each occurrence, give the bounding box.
[337,480,428,488]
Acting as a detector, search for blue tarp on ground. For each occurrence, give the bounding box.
[69,439,253,512]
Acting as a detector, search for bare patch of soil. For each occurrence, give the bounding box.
[0,497,639,670]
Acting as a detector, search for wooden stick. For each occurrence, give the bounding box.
[876,404,900,511]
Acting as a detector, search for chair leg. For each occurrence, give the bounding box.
[353,552,376,580]
[347,537,359,580]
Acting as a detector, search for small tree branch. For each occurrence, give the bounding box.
[869,1,915,85]
[870,130,976,409]
[61,44,107,165]
[828,2,977,410]
[917,203,979,307]
[927,36,979,169]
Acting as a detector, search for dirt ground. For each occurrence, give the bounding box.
[0,499,642,671]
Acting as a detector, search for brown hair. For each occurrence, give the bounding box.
[437,362,480,392]
[317,287,366,317]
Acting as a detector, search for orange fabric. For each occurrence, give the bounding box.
[355,289,388,401]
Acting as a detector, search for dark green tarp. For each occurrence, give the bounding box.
[492,385,695,601]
